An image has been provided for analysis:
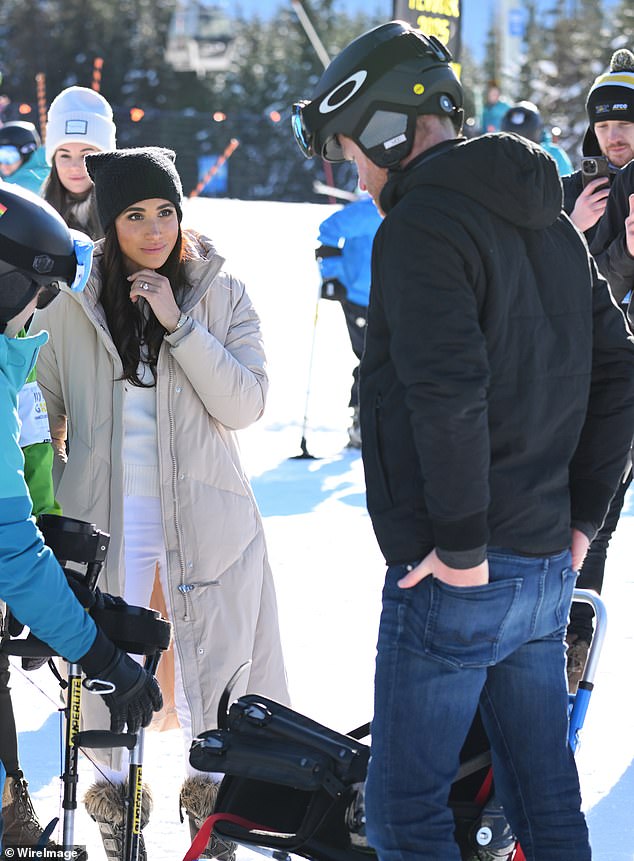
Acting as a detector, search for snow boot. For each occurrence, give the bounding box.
[179,776,236,861]
[84,779,152,861]
[566,635,590,694]
[1,770,62,849]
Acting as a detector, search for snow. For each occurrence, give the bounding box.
[9,197,634,859]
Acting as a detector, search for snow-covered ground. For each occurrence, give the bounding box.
[10,197,634,860]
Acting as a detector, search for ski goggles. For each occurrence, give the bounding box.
[291,102,315,159]
[68,230,93,292]
[0,146,22,166]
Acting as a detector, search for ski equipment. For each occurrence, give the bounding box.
[0,121,41,161]
[0,184,93,330]
[500,101,543,144]
[291,20,463,168]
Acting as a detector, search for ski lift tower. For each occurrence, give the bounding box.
[165,1,236,77]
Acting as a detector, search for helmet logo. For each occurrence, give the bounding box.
[413,84,425,95]
[32,254,54,274]
[319,70,367,115]
[384,134,407,150]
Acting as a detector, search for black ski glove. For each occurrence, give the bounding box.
[66,571,127,613]
[78,628,163,734]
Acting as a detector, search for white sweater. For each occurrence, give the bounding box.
[122,361,160,497]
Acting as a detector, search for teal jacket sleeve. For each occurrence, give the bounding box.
[1,335,95,661]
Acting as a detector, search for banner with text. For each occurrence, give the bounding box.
[392,0,462,66]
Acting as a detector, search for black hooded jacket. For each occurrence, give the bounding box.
[360,133,634,566]
[590,158,634,304]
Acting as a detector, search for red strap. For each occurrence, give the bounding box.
[474,766,494,808]
[182,812,279,861]
[513,845,526,861]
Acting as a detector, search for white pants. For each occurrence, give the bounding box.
[97,495,202,783]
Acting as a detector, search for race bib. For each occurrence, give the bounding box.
[17,381,52,447]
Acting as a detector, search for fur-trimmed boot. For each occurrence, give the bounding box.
[179,776,236,861]
[1,771,61,849]
[84,780,152,861]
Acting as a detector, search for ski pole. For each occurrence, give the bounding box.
[290,280,321,460]
[190,138,239,198]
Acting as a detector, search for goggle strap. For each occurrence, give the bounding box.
[0,233,75,285]
[69,232,94,292]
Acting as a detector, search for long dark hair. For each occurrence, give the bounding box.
[100,224,193,386]
[41,162,103,240]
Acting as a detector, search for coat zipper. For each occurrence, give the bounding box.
[166,357,190,620]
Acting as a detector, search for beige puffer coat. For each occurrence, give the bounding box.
[32,232,289,769]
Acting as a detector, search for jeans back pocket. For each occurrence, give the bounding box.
[424,578,522,669]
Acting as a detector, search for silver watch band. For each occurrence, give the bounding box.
[172,313,189,332]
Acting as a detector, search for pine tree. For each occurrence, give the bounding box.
[608,0,634,50]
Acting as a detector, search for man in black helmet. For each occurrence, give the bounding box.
[0,185,163,777]
[293,21,634,861]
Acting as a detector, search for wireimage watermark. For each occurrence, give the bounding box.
[2,847,86,859]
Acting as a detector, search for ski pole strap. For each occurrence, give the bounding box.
[181,812,278,861]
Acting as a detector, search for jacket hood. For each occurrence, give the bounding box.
[0,330,48,393]
[582,125,602,156]
[380,133,563,230]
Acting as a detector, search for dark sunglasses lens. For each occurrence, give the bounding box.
[36,283,61,310]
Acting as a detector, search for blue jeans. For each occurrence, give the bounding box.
[365,549,591,861]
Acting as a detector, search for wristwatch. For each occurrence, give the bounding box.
[171,312,189,333]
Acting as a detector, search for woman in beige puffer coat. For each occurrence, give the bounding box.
[32,146,289,861]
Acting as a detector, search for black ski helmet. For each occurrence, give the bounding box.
[291,20,463,168]
[500,101,544,144]
[0,183,81,331]
[0,121,41,162]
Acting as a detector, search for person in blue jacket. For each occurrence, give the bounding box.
[0,122,49,193]
[316,194,382,447]
[0,183,162,846]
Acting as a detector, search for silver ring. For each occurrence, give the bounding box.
[141,282,149,291]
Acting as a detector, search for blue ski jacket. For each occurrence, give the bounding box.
[317,196,382,307]
[0,331,96,661]
[2,146,50,194]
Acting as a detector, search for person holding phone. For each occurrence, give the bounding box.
[562,46,634,692]
[563,48,634,240]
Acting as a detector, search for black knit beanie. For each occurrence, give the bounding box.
[583,49,634,153]
[85,147,183,231]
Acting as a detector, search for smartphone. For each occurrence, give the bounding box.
[581,156,612,188]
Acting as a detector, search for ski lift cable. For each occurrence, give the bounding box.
[290,0,331,69]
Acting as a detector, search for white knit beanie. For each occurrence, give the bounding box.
[45,86,116,165]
